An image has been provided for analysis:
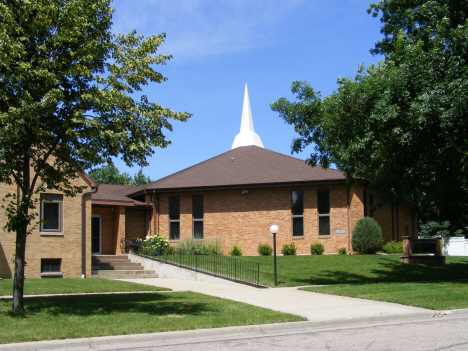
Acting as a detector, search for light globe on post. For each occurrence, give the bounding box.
[269,225,279,286]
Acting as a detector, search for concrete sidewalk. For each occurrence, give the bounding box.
[119,278,430,322]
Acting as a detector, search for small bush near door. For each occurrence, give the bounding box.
[281,243,297,255]
[310,242,325,255]
[257,243,273,256]
[228,244,242,256]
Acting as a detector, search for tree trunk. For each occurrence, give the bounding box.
[12,225,27,312]
[12,155,30,313]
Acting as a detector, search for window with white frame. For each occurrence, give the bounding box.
[40,194,63,234]
[169,196,180,240]
[317,189,330,236]
[192,195,203,239]
[291,190,304,237]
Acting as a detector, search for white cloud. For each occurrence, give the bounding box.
[111,0,307,60]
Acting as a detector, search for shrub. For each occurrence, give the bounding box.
[310,242,325,255]
[381,241,403,254]
[136,234,169,255]
[337,247,347,255]
[351,217,383,254]
[177,238,208,255]
[206,238,224,255]
[228,244,242,256]
[165,246,176,255]
[281,243,297,255]
[257,243,273,256]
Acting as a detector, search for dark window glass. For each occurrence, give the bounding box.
[292,217,304,237]
[43,202,59,230]
[91,216,101,253]
[169,196,180,220]
[291,191,303,215]
[192,195,203,219]
[41,259,61,273]
[317,189,330,214]
[370,194,374,218]
[319,216,330,236]
[170,222,180,240]
[40,194,62,232]
[193,221,203,239]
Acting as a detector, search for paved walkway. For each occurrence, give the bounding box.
[119,278,431,322]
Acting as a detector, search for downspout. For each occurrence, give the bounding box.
[82,186,99,278]
[156,192,160,234]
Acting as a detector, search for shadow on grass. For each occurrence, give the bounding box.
[277,258,468,286]
[6,293,214,318]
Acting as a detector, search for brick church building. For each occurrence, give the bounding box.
[0,85,417,279]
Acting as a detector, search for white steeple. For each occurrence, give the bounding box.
[231,83,264,149]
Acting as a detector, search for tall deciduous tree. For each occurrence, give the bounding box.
[88,162,153,186]
[271,0,468,227]
[0,0,190,312]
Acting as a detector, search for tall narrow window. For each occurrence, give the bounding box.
[291,191,304,237]
[192,195,204,239]
[363,191,368,217]
[317,189,330,236]
[40,194,63,234]
[169,196,180,240]
[369,194,374,218]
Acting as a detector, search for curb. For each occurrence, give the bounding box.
[3,310,468,351]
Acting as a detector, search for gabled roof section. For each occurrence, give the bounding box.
[92,184,149,207]
[134,146,346,194]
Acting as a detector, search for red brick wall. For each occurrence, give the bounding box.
[125,209,147,252]
[156,185,352,256]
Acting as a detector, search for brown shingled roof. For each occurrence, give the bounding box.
[92,184,149,207]
[134,146,346,194]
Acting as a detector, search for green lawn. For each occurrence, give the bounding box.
[236,255,468,287]
[0,278,170,296]
[0,292,305,344]
[301,281,468,310]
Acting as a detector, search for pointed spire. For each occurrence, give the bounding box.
[231,83,264,149]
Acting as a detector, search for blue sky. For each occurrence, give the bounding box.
[109,0,384,181]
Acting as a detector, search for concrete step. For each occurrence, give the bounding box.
[91,265,144,271]
[92,270,158,279]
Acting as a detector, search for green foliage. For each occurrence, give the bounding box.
[0,0,189,311]
[381,241,403,254]
[89,162,153,186]
[351,217,383,254]
[165,246,176,255]
[206,238,224,255]
[281,243,297,256]
[271,1,468,228]
[419,221,464,238]
[228,244,242,256]
[136,234,169,255]
[310,242,325,255]
[337,247,347,255]
[257,243,273,256]
[176,238,224,255]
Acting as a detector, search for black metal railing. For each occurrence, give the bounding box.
[136,249,262,287]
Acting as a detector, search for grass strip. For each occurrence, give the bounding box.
[0,292,305,344]
[236,255,468,287]
[301,281,468,310]
[0,278,170,296]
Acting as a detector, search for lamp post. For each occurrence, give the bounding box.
[269,224,279,286]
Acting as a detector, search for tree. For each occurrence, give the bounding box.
[0,0,190,312]
[88,162,153,186]
[271,1,468,229]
